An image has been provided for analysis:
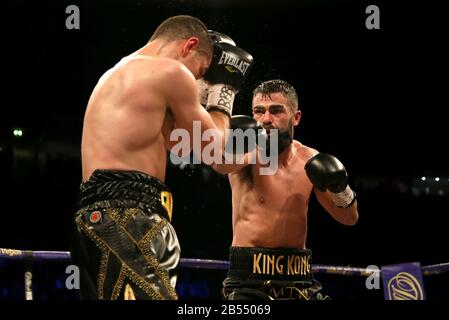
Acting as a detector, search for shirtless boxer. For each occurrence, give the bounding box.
[71,15,254,300]
[214,80,359,300]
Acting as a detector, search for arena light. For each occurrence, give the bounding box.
[435,177,440,182]
[421,176,426,181]
[13,128,23,137]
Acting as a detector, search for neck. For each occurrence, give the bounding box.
[136,39,178,59]
[278,143,295,167]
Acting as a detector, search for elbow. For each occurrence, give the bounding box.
[343,215,358,226]
[342,209,359,226]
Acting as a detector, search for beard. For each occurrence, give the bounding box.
[259,118,294,157]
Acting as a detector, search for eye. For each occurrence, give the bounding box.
[253,109,264,114]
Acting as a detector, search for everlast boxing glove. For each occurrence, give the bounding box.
[202,30,254,116]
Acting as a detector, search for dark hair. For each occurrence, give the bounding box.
[150,15,213,55]
[253,79,299,112]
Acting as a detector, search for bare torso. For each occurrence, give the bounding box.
[229,141,316,249]
[81,54,175,181]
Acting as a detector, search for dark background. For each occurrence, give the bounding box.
[1,0,448,300]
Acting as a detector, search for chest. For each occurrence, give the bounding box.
[250,163,313,205]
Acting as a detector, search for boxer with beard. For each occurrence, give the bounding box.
[214,80,359,300]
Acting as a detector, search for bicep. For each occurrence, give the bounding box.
[212,151,253,174]
[158,65,222,161]
[162,67,216,135]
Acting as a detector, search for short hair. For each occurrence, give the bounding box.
[150,15,213,55]
[253,79,299,112]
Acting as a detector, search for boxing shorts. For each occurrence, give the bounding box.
[222,247,329,300]
[71,169,179,300]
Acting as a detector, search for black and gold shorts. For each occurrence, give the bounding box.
[222,247,329,300]
[71,169,179,300]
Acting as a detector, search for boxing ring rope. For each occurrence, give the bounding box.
[2,248,449,275]
[2,247,449,299]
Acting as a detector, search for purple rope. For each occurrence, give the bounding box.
[1,248,448,276]
[312,265,379,277]
[180,258,229,270]
[0,249,71,261]
[422,262,449,276]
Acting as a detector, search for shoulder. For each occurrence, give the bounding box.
[154,57,193,79]
[293,140,319,162]
[154,58,197,93]
[122,56,195,85]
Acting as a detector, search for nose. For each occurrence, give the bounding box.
[261,110,273,126]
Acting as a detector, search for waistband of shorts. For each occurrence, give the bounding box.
[78,169,173,221]
[228,246,313,283]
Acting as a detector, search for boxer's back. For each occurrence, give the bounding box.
[82,55,171,181]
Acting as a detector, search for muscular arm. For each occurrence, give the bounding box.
[209,111,229,146]
[162,109,228,154]
[314,189,358,226]
[212,117,261,174]
[159,61,227,163]
[303,148,358,226]
[212,149,255,174]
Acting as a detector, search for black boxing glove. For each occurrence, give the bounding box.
[230,115,260,131]
[197,31,235,108]
[204,32,254,90]
[208,30,236,46]
[304,153,356,208]
[225,115,261,155]
[203,31,254,116]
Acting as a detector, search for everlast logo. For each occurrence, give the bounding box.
[218,52,250,75]
[252,253,311,276]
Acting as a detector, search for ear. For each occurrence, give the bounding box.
[181,37,200,57]
[293,110,301,126]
